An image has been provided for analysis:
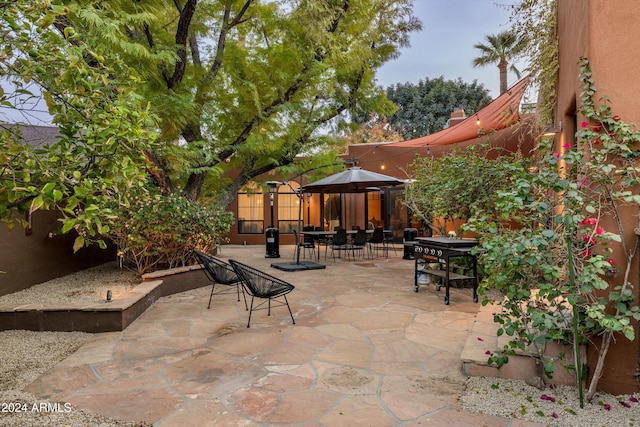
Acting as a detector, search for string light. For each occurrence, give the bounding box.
[475,114,480,126]
[380,160,385,170]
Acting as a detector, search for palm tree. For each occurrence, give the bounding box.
[473,31,527,95]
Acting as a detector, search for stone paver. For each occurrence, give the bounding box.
[25,245,547,426]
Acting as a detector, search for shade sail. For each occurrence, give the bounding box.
[385,77,530,148]
[302,167,404,193]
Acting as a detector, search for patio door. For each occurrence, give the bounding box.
[385,187,408,241]
[322,194,341,230]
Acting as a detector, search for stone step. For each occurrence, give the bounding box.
[461,301,581,387]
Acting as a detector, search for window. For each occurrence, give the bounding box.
[278,181,300,234]
[237,183,264,234]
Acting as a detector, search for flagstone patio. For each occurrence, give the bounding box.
[23,245,545,426]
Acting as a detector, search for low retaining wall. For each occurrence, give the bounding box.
[0,265,208,333]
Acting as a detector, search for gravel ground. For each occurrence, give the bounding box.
[0,264,147,426]
[1,263,638,426]
[0,262,139,305]
[463,376,640,426]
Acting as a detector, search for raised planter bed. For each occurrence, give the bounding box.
[0,265,207,333]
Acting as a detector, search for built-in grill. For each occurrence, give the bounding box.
[413,237,479,305]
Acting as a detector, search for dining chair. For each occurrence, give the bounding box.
[314,226,331,260]
[330,227,350,261]
[351,229,368,259]
[293,229,315,260]
[368,227,385,258]
[383,228,398,256]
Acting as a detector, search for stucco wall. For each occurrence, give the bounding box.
[556,0,640,395]
[0,211,115,297]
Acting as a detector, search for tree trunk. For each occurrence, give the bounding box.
[144,150,173,195]
[217,177,247,210]
[586,331,613,402]
[183,171,207,201]
[498,59,508,94]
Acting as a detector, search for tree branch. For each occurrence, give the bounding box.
[165,0,197,89]
[144,149,173,195]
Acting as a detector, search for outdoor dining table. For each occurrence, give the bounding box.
[301,229,392,262]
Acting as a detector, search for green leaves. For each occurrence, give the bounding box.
[1,1,157,247]
[471,56,640,402]
[405,144,530,237]
[104,191,234,274]
[381,77,492,140]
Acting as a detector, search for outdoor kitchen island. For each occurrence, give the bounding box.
[413,237,479,305]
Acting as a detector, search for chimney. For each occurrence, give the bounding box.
[444,108,466,129]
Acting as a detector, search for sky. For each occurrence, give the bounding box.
[376,0,521,98]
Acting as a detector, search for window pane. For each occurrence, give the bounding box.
[277,182,300,234]
[237,189,264,234]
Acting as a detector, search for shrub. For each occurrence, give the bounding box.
[466,58,640,405]
[106,192,234,275]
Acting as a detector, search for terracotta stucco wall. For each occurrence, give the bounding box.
[557,0,640,395]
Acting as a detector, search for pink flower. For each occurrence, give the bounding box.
[563,143,572,150]
[581,217,598,225]
[583,249,593,258]
[583,235,597,245]
[613,115,621,121]
[620,401,631,408]
[630,396,638,403]
[604,403,612,410]
[485,350,491,355]
[551,412,559,418]
[552,152,560,158]
[595,226,605,235]
[540,394,556,402]
[581,121,589,128]
[593,139,601,145]
[592,125,602,132]
[607,258,615,265]
[477,337,484,341]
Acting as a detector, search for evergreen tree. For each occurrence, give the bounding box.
[381,77,491,140]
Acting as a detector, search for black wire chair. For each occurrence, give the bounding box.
[193,249,248,310]
[228,259,296,328]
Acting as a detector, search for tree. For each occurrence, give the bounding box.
[1,1,421,260]
[472,31,527,95]
[1,3,156,251]
[52,0,420,208]
[404,143,528,237]
[381,77,491,140]
[507,0,558,125]
[336,114,403,153]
